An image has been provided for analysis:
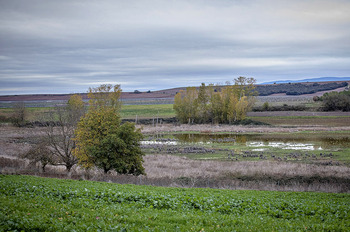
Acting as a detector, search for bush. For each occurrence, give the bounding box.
[262,102,269,111]
[321,91,350,111]
[252,104,307,111]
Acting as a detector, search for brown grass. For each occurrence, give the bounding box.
[143,155,350,179]
[1,125,349,193]
[139,124,350,134]
[1,154,349,193]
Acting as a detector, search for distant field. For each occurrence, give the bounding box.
[1,175,349,231]
[0,104,175,121]
[249,116,350,127]
[120,104,175,119]
[1,100,350,127]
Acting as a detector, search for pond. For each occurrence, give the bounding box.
[142,133,350,151]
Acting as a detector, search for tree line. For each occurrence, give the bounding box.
[173,77,257,124]
[256,82,348,96]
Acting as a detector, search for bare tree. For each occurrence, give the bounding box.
[12,101,27,126]
[21,142,55,172]
[44,95,85,172]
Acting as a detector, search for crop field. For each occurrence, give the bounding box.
[1,175,349,231]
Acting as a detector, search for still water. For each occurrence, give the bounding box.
[143,133,350,151]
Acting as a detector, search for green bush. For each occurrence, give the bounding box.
[252,104,307,112]
[320,90,350,111]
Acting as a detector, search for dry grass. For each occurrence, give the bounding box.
[139,123,350,134]
[1,125,350,193]
[144,155,350,179]
[2,154,349,193]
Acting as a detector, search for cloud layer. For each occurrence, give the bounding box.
[1,0,350,94]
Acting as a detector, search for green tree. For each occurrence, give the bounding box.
[262,102,269,111]
[74,84,145,175]
[321,90,350,111]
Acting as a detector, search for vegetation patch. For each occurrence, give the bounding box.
[1,175,349,231]
[120,104,175,119]
[256,82,348,96]
[248,116,350,127]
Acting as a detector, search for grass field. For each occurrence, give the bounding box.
[1,175,349,231]
[120,104,175,119]
[0,104,175,121]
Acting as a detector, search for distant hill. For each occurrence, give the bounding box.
[261,77,350,84]
[1,79,350,102]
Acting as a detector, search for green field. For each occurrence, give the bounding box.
[1,175,349,231]
[0,104,175,121]
[2,104,350,127]
[120,104,175,119]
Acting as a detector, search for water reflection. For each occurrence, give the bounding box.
[171,133,350,151]
[247,142,322,151]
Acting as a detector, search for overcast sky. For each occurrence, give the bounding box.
[1,0,350,95]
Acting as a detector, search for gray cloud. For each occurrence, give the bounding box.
[0,0,350,95]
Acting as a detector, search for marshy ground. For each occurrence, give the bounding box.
[1,121,349,193]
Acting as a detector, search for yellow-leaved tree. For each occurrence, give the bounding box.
[173,77,256,124]
[74,84,145,175]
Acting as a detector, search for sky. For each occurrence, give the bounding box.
[0,0,350,95]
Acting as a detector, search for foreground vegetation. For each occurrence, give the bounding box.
[1,175,349,231]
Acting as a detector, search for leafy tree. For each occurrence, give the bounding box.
[320,90,350,111]
[173,87,198,124]
[74,84,145,175]
[196,83,210,123]
[262,102,269,111]
[173,77,256,124]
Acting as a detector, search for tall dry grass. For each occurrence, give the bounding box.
[144,155,350,179]
[2,154,348,193]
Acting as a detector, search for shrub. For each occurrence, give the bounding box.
[321,91,350,111]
